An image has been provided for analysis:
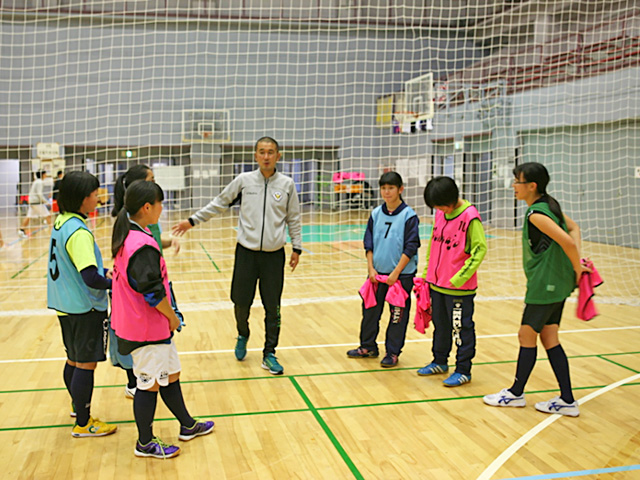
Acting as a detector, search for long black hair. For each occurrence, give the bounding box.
[513,162,565,226]
[57,171,100,214]
[111,164,152,217]
[111,180,164,258]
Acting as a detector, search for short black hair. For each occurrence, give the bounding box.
[423,176,459,208]
[255,136,279,151]
[57,171,100,214]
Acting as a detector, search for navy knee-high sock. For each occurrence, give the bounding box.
[63,363,75,396]
[159,380,194,427]
[510,346,537,397]
[134,389,158,445]
[126,368,137,389]
[546,344,575,404]
[70,368,94,427]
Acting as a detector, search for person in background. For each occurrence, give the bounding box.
[19,170,51,237]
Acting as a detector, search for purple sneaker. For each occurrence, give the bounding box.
[179,420,215,441]
[134,437,181,459]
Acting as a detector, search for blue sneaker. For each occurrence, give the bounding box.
[179,420,215,441]
[417,362,449,376]
[135,437,181,459]
[235,335,248,361]
[443,372,471,387]
[262,353,284,375]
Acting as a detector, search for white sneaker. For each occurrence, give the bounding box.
[535,396,579,417]
[17,229,27,239]
[483,388,526,407]
[124,386,136,399]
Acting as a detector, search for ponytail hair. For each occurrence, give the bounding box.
[111,180,164,257]
[513,162,565,226]
[111,164,152,217]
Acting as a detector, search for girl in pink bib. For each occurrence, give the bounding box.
[111,180,214,459]
[417,176,487,387]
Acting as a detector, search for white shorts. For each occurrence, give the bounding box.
[27,204,49,218]
[131,340,181,390]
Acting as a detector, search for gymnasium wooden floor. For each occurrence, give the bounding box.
[0,210,639,479]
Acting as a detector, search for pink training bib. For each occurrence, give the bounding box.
[426,205,481,291]
[111,229,172,342]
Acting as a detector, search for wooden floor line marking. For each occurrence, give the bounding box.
[476,373,640,480]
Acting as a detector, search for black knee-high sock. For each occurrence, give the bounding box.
[546,344,575,404]
[159,380,194,427]
[71,368,94,427]
[63,363,75,396]
[510,346,537,396]
[134,389,158,445]
[126,368,137,389]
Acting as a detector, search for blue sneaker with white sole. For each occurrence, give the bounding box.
[442,372,471,387]
[417,362,449,376]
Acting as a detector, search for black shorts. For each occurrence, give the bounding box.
[58,310,108,363]
[521,301,566,333]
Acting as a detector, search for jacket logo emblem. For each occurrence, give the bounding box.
[273,191,283,201]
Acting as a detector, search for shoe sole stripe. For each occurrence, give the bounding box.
[261,363,284,375]
[71,431,117,437]
[178,425,215,441]
[134,449,181,458]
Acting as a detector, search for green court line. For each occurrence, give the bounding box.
[11,251,48,279]
[2,350,639,395]
[289,376,364,480]
[2,382,638,435]
[0,408,311,433]
[598,355,640,374]
[199,241,221,272]
[313,383,640,412]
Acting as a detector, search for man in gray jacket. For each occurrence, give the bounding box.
[172,137,302,375]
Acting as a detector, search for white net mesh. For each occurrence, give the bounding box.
[1,1,639,308]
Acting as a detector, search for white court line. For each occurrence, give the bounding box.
[1,325,639,365]
[476,373,640,480]
[1,292,638,318]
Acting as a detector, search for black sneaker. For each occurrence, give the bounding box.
[380,353,398,368]
[346,347,379,358]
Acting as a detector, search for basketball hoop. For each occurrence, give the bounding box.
[202,131,212,139]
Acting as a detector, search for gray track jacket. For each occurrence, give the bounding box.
[191,169,302,252]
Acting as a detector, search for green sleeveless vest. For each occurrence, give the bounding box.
[522,202,575,304]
